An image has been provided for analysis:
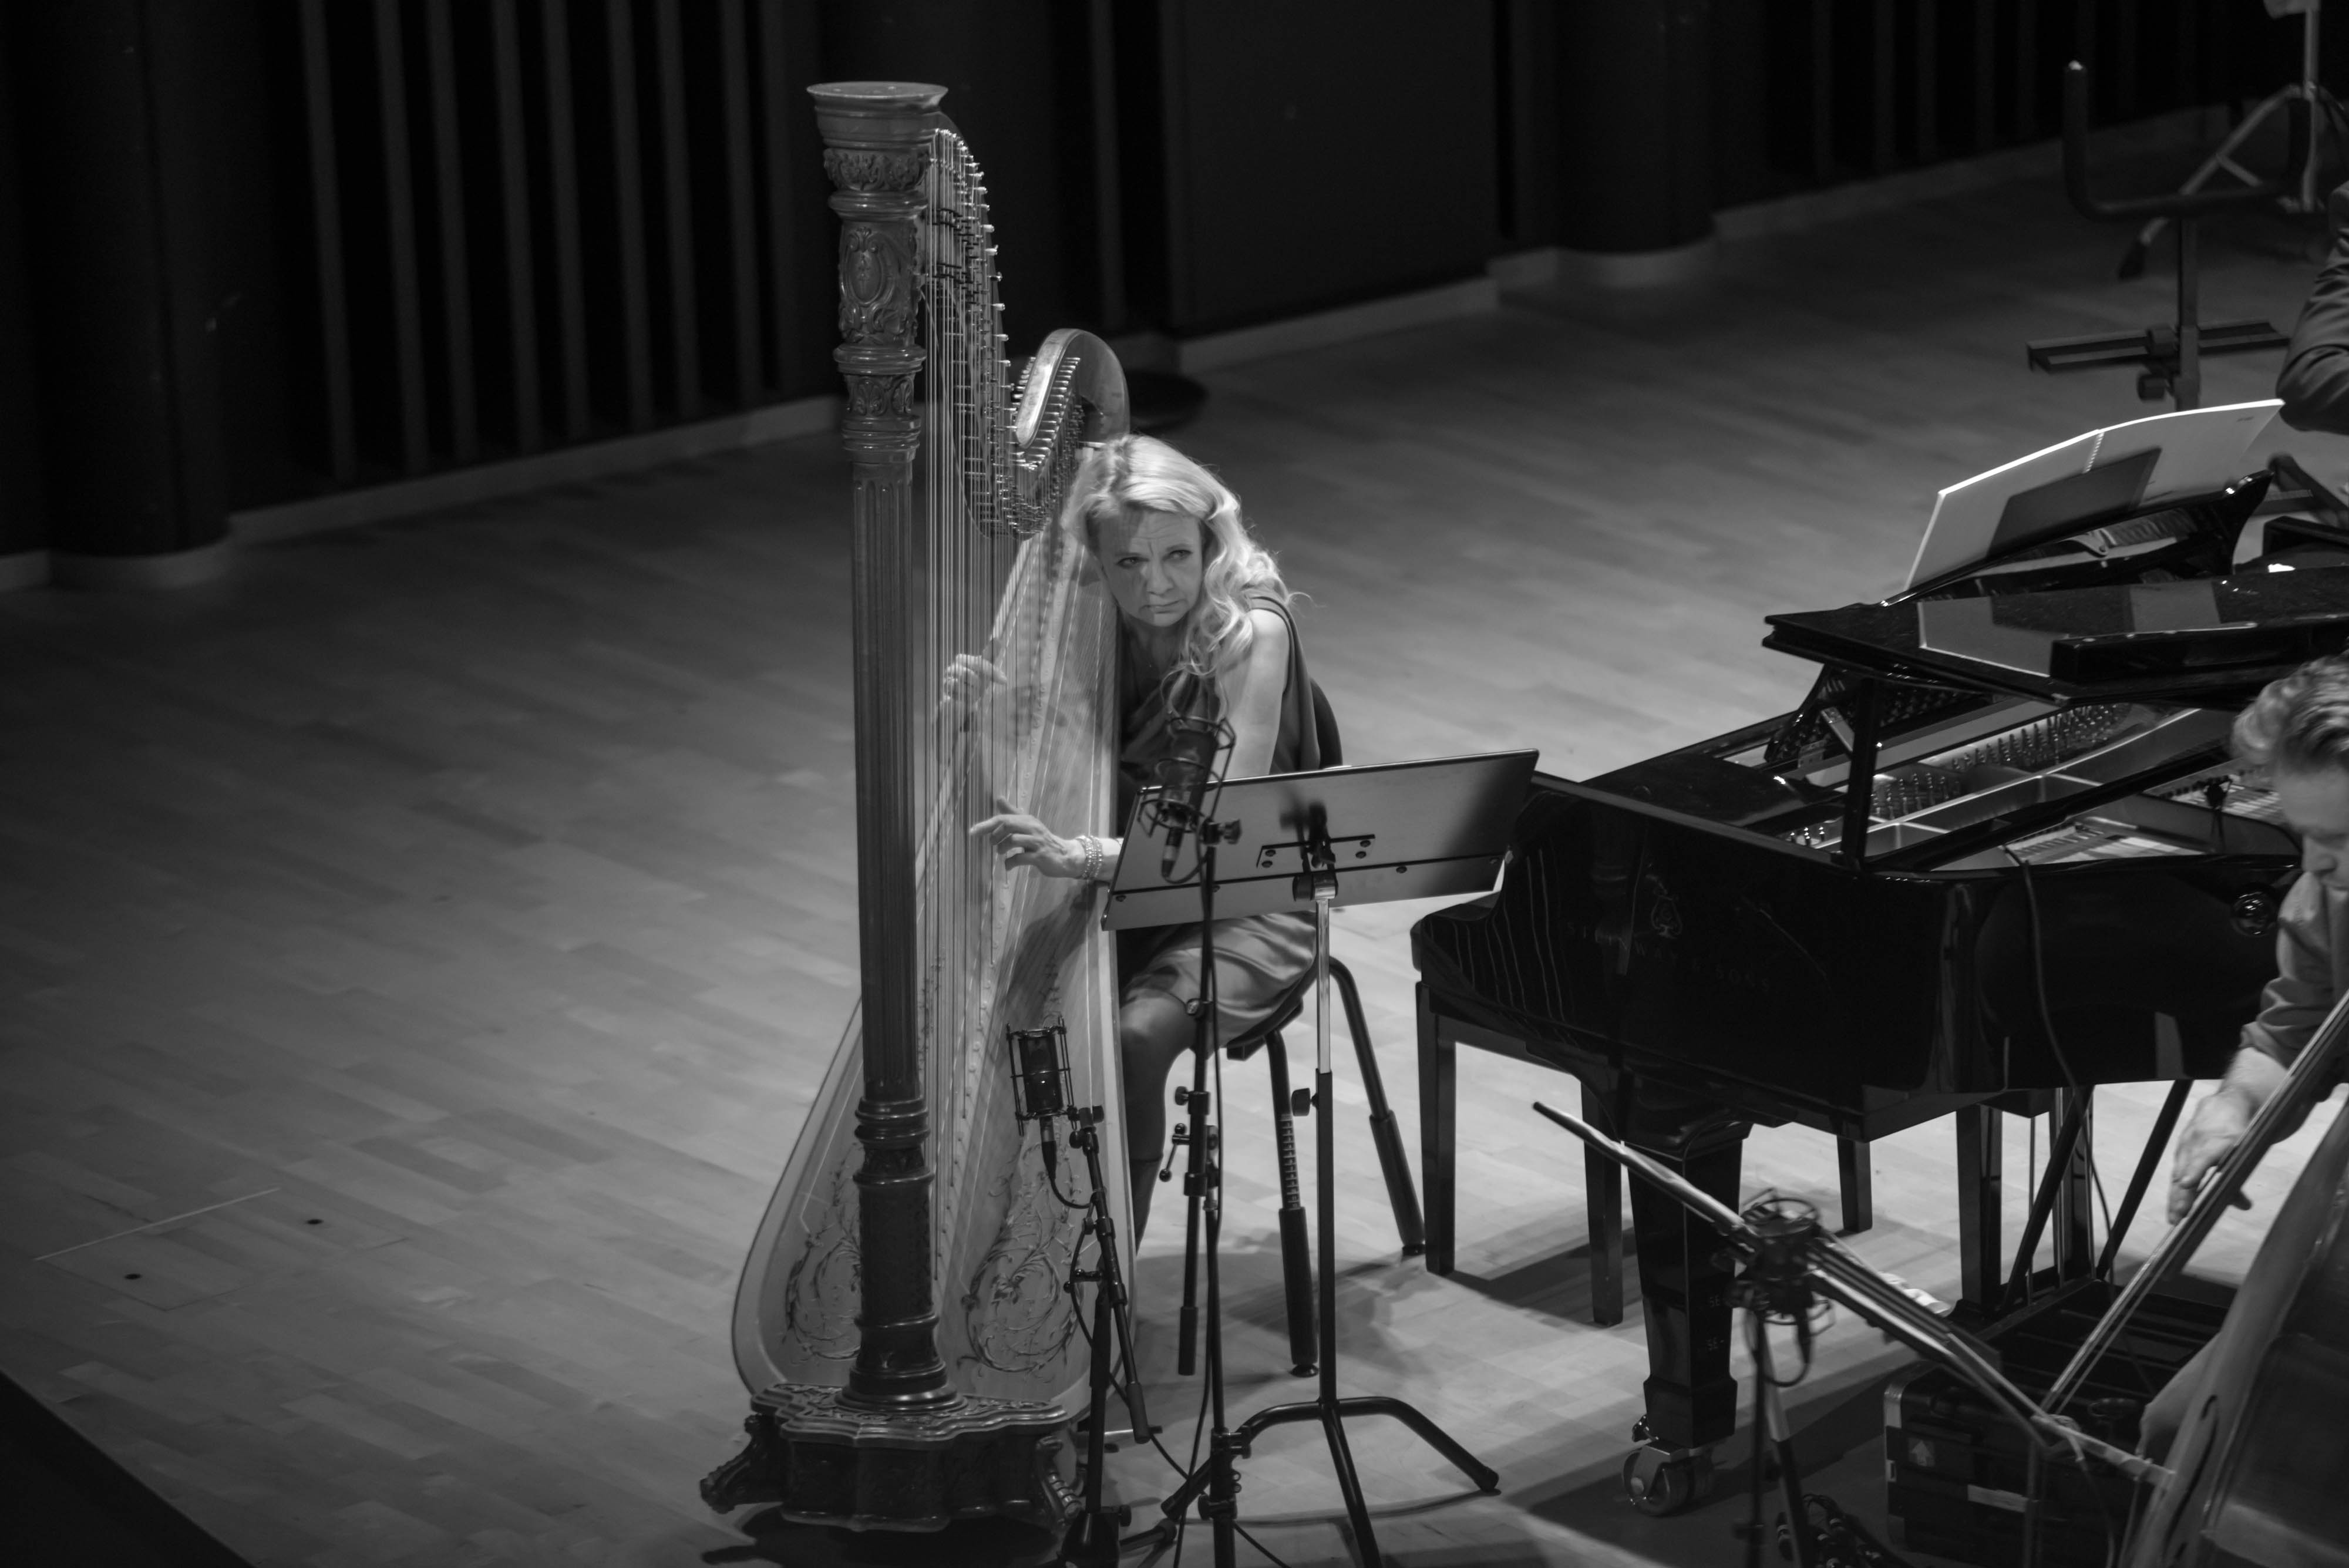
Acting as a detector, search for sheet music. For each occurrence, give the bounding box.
[1903,400,2279,590]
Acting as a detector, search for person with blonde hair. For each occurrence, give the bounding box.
[2141,651,2349,1458]
[960,434,1324,1231]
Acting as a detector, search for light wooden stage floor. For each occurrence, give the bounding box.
[6,161,2348,1567]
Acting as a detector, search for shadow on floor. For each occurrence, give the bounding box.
[702,1509,1063,1567]
[1526,1365,1909,1568]
[1443,1242,1643,1327]
[1,1371,256,1568]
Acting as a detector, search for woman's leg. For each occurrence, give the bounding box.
[1120,989,1195,1237]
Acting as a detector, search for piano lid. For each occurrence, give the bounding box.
[1904,401,2279,590]
[1764,563,2349,702]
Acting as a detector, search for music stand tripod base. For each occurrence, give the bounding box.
[1114,751,1533,1567]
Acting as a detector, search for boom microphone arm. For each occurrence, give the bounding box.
[1530,1101,2168,1487]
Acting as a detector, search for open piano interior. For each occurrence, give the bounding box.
[1616,466,2348,875]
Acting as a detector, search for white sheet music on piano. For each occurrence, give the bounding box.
[1904,399,2279,591]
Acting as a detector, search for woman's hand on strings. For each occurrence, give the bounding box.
[971,800,1088,879]
[939,654,1008,727]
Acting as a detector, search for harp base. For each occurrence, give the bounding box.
[701,1383,1075,1532]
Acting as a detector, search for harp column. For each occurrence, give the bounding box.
[820,80,946,1417]
[704,80,1065,1532]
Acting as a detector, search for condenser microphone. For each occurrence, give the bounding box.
[1156,673,1220,880]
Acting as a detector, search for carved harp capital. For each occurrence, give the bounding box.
[835,221,919,348]
[810,83,939,439]
[840,372,916,420]
[822,146,928,194]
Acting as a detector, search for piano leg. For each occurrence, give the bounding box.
[1620,1092,1748,1501]
[2052,1087,2096,1284]
[1957,1104,2004,1313]
[1835,1136,1873,1236]
[1415,984,1456,1276]
[1581,1084,1623,1327]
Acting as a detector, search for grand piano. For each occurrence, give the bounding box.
[1412,405,2349,1509]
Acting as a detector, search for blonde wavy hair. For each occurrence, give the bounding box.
[2235,652,2349,775]
[1063,433,1290,678]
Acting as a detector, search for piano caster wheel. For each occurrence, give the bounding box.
[1622,1446,1711,1516]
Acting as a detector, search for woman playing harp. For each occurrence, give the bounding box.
[969,435,1324,1234]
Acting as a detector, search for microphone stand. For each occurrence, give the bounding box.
[1105,747,1534,1567]
[1165,825,1246,1568]
[1531,1100,2171,1568]
[1732,1202,1826,1568]
[1062,1104,1151,1567]
[1162,820,1500,1567]
[1004,1018,1153,1567]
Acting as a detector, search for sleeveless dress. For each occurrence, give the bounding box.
[1113,594,1319,1038]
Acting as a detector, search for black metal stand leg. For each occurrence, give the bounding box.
[1415,985,1457,1276]
[1749,1317,1818,1568]
[1165,1061,1501,1563]
[1263,1029,1318,1375]
[1308,1394,1496,1484]
[2096,1078,2191,1279]
[1190,849,1240,1568]
[1068,1226,1119,1564]
[1316,1058,1380,1559]
[2175,220,2202,410]
[1742,1341,1770,1568]
[1166,896,1499,1567]
[1059,1105,1152,1567]
[1201,1155,1238,1568]
[1956,1103,2003,1312]
[1332,958,1426,1256]
[2002,1093,2090,1313]
[1176,1037,1211,1378]
[2053,1088,2096,1283]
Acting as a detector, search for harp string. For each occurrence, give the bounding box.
[920,127,1031,1271]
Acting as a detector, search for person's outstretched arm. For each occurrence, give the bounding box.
[972,610,1291,881]
[2279,181,2349,433]
[2168,875,2334,1219]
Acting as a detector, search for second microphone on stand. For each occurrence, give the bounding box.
[1152,671,1231,880]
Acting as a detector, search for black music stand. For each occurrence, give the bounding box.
[1111,750,1531,1568]
[2027,60,2307,410]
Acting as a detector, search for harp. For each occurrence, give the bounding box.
[701,83,1132,1528]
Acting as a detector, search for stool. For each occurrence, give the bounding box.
[1223,955,1425,1375]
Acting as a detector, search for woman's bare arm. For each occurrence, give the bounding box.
[1216,608,1291,782]
[972,610,1292,881]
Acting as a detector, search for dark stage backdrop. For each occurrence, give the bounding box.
[1122,1,1497,334]
[0,0,2320,560]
